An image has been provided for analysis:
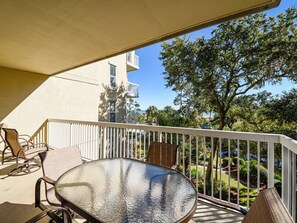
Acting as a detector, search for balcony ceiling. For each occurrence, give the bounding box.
[0,0,280,75]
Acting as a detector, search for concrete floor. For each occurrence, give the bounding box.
[0,155,51,223]
[0,154,244,223]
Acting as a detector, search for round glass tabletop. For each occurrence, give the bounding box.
[55,158,197,223]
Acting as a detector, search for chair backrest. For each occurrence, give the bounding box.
[2,128,24,157]
[39,146,83,190]
[243,187,294,223]
[147,142,178,168]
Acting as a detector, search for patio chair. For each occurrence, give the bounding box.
[196,188,294,223]
[242,187,294,223]
[1,124,34,165]
[147,141,178,170]
[35,146,83,222]
[2,128,48,175]
[24,207,72,223]
[1,123,9,163]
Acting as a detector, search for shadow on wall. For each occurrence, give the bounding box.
[0,67,48,121]
[98,83,127,123]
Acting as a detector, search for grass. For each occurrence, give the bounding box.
[190,165,259,207]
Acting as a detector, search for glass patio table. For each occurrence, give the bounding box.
[55,158,197,223]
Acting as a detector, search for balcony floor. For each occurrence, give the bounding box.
[0,154,244,223]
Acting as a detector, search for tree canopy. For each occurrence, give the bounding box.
[160,7,297,183]
[160,7,297,130]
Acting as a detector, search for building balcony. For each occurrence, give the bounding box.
[1,119,296,222]
[126,51,139,71]
[127,81,139,98]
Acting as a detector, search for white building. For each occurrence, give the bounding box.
[0,51,139,135]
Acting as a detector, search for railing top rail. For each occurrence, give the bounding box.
[128,81,139,87]
[46,118,290,144]
[279,135,297,154]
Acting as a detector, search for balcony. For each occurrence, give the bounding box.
[127,81,139,98]
[126,51,139,71]
[1,119,296,222]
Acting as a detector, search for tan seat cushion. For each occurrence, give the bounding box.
[24,147,47,160]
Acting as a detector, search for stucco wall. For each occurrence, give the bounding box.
[0,66,99,135]
[0,54,129,136]
[98,54,128,123]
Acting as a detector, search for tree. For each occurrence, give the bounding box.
[145,106,159,124]
[264,88,297,124]
[160,7,297,182]
[157,106,202,127]
[126,99,141,124]
[229,90,297,139]
[228,91,273,132]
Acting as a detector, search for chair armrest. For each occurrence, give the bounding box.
[35,177,56,208]
[19,134,32,142]
[23,142,48,150]
[32,143,48,149]
[19,134,31,138]
[18,137,31,145]
[42,176,55,185]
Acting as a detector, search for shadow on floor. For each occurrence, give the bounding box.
[193,201,244,223]
[0,163,16,177]
[0,161,40,178]
[0,202,50,223]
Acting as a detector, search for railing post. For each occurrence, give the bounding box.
[69,123,72,146]
[158,131,162,142]
[267,142,275,188]
[45,119,49,146]
[282,146,290,209]
[103,127,107,158]
[291,152,296,221]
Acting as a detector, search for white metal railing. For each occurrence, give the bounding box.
[127,81,139,98]
[126,52,139,68]
[33,119,297,220]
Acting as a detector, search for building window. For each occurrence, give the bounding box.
[110,64,116,88]
[110,101,116,122]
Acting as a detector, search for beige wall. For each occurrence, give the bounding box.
[0,54,130,136]
[97,54,129,123]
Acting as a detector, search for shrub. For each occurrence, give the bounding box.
[233,157,245,166]
[222,157,232,167]
[188,165,204,179]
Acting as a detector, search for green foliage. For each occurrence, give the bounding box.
[126,99,141,124]
[233,157,246,166]
[145,106,159,124]
[239,159,281,184]
[190,166,229,200]
[160,7,297,130]
[140,105,205,128]
[188,165,204,179]
[222,157,232,167]
[229,90,297,139]
[240,160,267,182]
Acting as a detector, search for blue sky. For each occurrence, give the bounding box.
[128,0,297,110]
